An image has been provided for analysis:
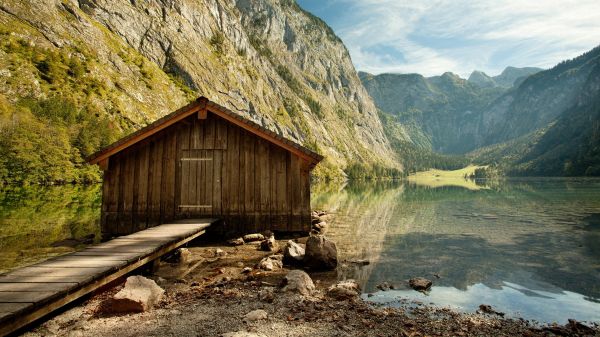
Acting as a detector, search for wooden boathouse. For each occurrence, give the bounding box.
[88,97,323,237]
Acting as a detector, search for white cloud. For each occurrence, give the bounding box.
[326,0,600,77]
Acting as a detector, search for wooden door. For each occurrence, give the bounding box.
[178,149,214,217]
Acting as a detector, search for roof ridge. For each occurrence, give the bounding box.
[87,97,323,166]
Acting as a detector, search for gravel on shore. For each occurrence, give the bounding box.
[21,241,600,337]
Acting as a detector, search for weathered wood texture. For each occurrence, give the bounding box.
[0,220,215,336]
[101,113,311,237]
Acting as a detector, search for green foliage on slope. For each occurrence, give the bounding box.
[0,95,120,185]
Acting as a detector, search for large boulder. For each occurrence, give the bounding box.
[327,280,360,300]
[103,275,164,313]
[281,270,315,296]
[304,235,338,270]
[283,240,305,265]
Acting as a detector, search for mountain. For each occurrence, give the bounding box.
[470,46,600,176]
[362,45,600,176]
[0,0,398,184]
[359,71,505,154]
[468,67,542,89]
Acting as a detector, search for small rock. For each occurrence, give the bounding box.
[178,248,192,263]
[259,235,278,252]
[478,304,505,317]
[215,248,227,257]
[304,235,338,270]
[241,267,252,274]
[243,233,265,242]
[327,280,361,300]
[102,276,164,313]
[236,261,245,268]
[190,281,200,287]
[281,270,315,296]
[257,255,283,271]
[314,221,327,230]
[222,332,267,337]
[409,277,432,292]
[228,237,245,246]
[162,248,191,264]
[258,288,275,303]
[283,240,305,265]
[376,282,392,291]
[244,309,268,322]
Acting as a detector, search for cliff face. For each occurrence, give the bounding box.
[0,0,397,183]
[359,71,505,154]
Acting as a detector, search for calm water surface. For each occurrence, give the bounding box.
[312,178,600,325]
[0,185,101,273]
[1,179,599,324]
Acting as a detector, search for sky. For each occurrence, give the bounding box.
[296,0,600,78]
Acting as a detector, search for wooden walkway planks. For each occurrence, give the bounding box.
[0,219,217,336]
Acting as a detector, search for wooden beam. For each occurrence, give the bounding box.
[88,103,203,165]
[198,107,208,119]
[98,157,109,171]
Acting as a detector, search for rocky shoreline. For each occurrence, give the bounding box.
[21,214,600,336]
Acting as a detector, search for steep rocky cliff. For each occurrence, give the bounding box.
[359,71,505,154]
[0,0,397,183]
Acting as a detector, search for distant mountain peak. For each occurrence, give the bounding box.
[467,66,543,88]
[468,70,496,88]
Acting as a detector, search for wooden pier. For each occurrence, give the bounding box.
[0,219,217,336]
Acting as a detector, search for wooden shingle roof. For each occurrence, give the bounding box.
[87,97,324,166]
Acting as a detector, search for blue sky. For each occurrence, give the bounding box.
[296,0,600,77]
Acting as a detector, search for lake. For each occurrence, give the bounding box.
[312,178,600,325]
[1,178,599,325]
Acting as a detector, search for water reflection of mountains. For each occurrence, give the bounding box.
[312,179,600,302]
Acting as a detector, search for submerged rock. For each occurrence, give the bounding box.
[304,235,338,270]
[409,277,432,292]
[376,282,393,291]
[281,270,315,296]
[283,240,305,264]
[103,275,164,313]
[478,304,505,317]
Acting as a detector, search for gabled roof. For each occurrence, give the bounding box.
[87,97,324,166]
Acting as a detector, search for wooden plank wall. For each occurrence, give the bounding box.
[101,113,311,237]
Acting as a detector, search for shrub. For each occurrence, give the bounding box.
[210,31,225,56]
